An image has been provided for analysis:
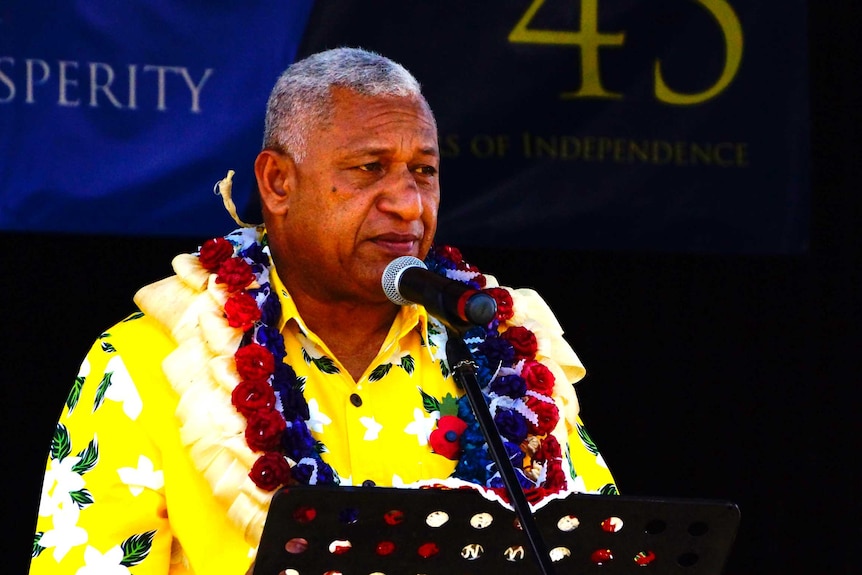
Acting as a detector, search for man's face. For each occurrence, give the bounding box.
[273,87,440,305]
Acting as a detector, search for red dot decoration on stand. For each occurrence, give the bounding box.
[292,505,317,524]
[591,548,614,565]
[383,509,405,526]
[635,550,657,566]
[375,540,396,556]
[327,539,351,555]
[600,516,624,533]
[417,542,440,559]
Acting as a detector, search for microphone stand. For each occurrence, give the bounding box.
[445,328,557,575]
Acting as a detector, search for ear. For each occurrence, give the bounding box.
[255,149,296,216]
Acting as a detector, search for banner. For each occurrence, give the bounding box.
[0,1,313,236]
[1,1,809,253]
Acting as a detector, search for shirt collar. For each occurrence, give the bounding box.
[268,262,431,354]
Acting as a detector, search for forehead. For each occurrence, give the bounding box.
[316,88,438,154]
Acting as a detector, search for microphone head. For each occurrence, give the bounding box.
[382,256,427,305]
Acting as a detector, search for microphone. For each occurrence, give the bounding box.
[382,256,497,329]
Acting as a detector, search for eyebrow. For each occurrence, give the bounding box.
[342,145,440,158]
[420,146,440,157]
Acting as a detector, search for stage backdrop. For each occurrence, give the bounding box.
[1,1,809,254]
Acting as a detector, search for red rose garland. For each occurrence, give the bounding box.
[234,344,275,383]
[198,237,234,271]
[201,231,342,490]
[484,287,514,322]
[521,360,556,396]
[248,452,291,491]
[224,293,261,330]
[502,325,538,359]
[245,410,287,452]
[216,257,256,292]
[525,395,560,436]
[230,380,276,417]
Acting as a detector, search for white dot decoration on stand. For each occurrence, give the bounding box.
[425,510,449,527]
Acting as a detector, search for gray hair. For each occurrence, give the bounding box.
[262,47,427,161]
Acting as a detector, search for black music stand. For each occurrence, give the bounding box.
[253,485,740,575]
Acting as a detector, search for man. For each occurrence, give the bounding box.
[30,47,614,575]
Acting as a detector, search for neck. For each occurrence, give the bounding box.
[306,300,400,382]
[283,278,401,382]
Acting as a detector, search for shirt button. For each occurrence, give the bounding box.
[362,479,376,487]
[350,393,362,407]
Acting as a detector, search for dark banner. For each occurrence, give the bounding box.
[1,1,809,253]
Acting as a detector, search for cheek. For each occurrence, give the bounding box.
[325,198,374,241]
[422,192,440,229]
[419,216,439,259]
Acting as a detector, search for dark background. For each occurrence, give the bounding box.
[2,2,858,574]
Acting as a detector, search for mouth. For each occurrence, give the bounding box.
[372,233,421,255]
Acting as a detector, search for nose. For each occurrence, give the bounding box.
[377,165,424,221]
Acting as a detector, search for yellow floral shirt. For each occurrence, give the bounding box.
[30,237,615,575]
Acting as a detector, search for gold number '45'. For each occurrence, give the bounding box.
[508,0,743,105]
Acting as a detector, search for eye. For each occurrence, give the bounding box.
[357,162,383,173]
[413,165,438,177]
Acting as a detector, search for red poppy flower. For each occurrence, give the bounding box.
[429,415,468,460]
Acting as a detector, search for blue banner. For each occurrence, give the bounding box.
[1,1,809,254]
[0,1,314,236]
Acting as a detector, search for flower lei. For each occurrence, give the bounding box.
[423,247,567,504]
[197,228,566,502]
[196,228,337,491]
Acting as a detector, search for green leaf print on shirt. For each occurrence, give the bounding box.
[577,422,600,456]
[51,423,72,461]
[301,347,340,375]
[120,530,157,567]
[66,376,85,415]
[93,371,113,412]
[32,532,46,558]
[70,436,99,474]
[369,363,392,382]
